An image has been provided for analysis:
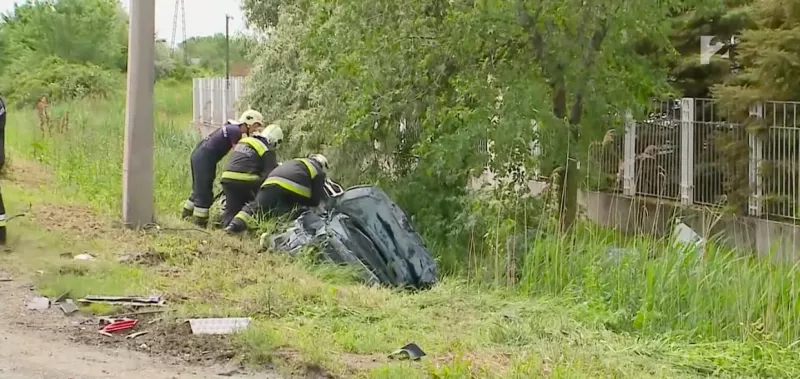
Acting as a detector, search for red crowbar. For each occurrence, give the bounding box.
[100,319,137,333]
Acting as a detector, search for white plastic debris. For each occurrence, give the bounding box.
[187,317,251,335]
[73,253,96,261]
[672,218,705,254]
[26,297,51,311]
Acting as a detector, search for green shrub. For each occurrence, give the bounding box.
[0,56,121,106]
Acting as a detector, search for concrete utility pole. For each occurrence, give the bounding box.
[122,0,156,228]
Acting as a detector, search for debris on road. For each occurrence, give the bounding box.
[52,290,70,303]
[73,253,96,261]
[60,299,79,315]
[77,295,165,307]
[126,331,148,339]
[388,342,426,361]
[187,318,251,335]
[105,309,166,319]
[99,318,137,334]
[0,277,11,282]
[26,296,50,311]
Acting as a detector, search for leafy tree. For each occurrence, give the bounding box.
[714,0,800,218]
[179,34,254,75]
[242,0,694,262]
[670,0,755,98]
[0,0,129,103]
[0,0,128,71]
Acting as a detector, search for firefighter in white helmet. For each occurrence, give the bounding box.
[225,154,329,234]
[217,124,284,228]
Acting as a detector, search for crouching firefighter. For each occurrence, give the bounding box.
[182,109,265,227]
[219,124,284,227]
[0,93,7,244]
[224,154,329,235]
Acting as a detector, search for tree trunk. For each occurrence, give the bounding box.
[560,133,580,234]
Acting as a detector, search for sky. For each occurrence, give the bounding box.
[0,0,249,45]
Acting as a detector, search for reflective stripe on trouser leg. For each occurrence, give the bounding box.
[0,214,6,228]
[233,211,255,228]
[183,200,195,210]
[193,207,209,218]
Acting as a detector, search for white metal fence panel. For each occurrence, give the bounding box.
[191,77,247,137]
[604,98,800,221]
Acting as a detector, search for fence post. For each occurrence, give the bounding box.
[222,79,228,123]
[680,98,695,206]
[748,103,764,217]
[623,110,637,196]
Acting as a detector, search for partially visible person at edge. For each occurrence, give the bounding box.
[224,154,329,235]
[218,124,284,228]
[0,94,7,244]
[181,110,265,228]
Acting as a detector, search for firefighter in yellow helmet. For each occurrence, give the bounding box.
[224,154,329,234]
[181,109,265,227]
[218,124,284,228]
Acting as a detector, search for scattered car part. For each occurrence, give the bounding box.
[187,317,251,334]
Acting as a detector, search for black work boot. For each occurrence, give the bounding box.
[181,200,194,219]
[0,226,6,245]
[224,218,247,235]
[192,216,209,228]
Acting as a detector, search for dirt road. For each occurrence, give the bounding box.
[0,279,279,379]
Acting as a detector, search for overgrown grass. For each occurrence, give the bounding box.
[7,81,197,214]
[2,83,799,378]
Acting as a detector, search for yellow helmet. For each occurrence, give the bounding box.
[231,109,264,126]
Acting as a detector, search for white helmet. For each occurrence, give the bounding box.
[228,109,264,127]
[259,124,284,147]
[309,154,328,169]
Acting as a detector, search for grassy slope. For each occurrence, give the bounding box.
[1,82,798,378]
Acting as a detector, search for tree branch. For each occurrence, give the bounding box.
[515,0,546,64]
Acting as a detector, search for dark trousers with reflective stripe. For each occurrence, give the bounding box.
[238,184,304,227]
[186,148,216,221]
[220,178,259,227]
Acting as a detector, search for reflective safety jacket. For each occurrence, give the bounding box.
[262,158,327,207]
[221,136,278,182]
[195,123,243,163]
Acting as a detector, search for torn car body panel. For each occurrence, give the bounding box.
[268,185,437,289]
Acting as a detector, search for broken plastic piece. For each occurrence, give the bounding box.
[73,253,96,261]
[187,318,251,334]
[60,299,79,315]
[26,297,50,311]
[126,331,148,339]
[52,290,70,303]
[388,343,426,361]
[78,295,165,307]
[83,295,161,303]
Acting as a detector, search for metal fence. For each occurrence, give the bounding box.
[191,77,247,137]
[591,98,800,221]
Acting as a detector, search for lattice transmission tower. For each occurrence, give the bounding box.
[170,0,188,64]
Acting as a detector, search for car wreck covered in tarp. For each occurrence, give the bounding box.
[263,184,437,289]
